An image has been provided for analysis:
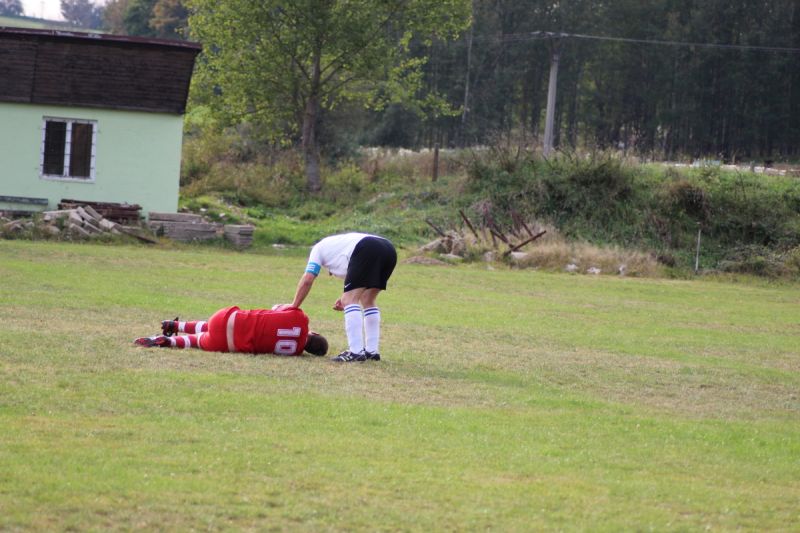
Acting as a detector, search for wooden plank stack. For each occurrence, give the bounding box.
[148,212,220,242]
[223,224,255,248]
[28,205,157,243]
[59,199,142,224]
[44,205,121,237]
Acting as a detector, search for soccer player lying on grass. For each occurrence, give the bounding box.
[134,305,328,357]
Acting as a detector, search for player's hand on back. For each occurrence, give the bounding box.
[271,303,297,311]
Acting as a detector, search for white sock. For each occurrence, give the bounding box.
[363,307,381,353]
[344,304,364,353]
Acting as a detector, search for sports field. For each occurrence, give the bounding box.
[1,240,798,531]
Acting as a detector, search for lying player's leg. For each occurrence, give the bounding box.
[136,310,224,350]
[133,334,201,348]
[161,317,208,336]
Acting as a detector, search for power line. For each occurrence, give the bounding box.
[495,30,800,54]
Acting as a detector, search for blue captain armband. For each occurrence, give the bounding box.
[305,262,321,276]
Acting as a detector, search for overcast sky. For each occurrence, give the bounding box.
[21,0,63,20]
[20,0,108,21]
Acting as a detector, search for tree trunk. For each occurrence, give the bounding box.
[302,49,323,192]
[460,5,474,147]
[302,95,321,192]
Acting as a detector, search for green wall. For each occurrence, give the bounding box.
[0,102,184,217]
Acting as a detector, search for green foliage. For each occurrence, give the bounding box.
[60,0,104,29]
[537,155,638,235]
[466,151,642,241]
[252,212,327,245]
[186,0,470,187]
[321,162,373,203]
[150,0,188,38]
[190,0,470,124]
[122,0,156,36]
[717,245,797,278]
[181,131,307,208]
[179,195,242,224]
[463,151,800,274]
[176,123,799,277]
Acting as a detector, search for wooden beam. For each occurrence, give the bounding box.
[425,218,446,238]
[502,230,547,257]
[458,210,480,241]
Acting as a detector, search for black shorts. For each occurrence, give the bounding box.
[344,237,397,292]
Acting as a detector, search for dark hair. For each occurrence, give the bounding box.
[304,332,328,356]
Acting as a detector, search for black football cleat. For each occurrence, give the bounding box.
[134,335,171,348]
[161,317,179,337]
[363,351,381,361]
[331,350,367,362]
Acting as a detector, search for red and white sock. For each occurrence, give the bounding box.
[179,321,207,334]
[170,335,200,348]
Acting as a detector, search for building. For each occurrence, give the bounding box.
[0,27,200,217]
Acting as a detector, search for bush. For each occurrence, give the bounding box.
[322,163,372,204]
[181,157,306,209]
[662,179,711,224]
[717,245,794,278]
[466,151,641,241]
[463,146,800,273]
[176,128,800,278]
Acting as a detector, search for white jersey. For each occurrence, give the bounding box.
[305,233,379,279]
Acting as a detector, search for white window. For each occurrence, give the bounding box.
[40,118,97,181]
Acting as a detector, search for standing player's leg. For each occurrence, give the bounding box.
[334,287,366,361]
[360,238,396,360]
[332,236,396,362]
[360,288,383,360]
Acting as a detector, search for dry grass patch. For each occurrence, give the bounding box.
[516,239,662,277]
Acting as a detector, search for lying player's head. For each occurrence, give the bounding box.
[304,332,328,356]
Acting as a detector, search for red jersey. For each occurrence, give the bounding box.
[233,308,309,355]
[201,306,309,355]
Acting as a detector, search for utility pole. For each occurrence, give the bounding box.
[543,39,561,157]
[460,1,475,147]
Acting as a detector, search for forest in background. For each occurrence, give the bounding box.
[3,0,800,277]
[412,0,800,161]
[3,0,799,162]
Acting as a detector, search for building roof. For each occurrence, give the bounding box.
[0,27,201,114]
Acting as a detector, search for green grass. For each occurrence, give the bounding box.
[1,240,799,531]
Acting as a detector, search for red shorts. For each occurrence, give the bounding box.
[198,306,239,353]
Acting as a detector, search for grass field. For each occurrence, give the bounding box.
[1,239,798,531]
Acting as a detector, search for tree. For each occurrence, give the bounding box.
[103,0,129,33]
[150,0,189,39]
[103,0,186,38]
[189,0,470,191]
[0,0,23,16]
[123,0,157,37]
[103,0,129,35]
[61,0,104,29]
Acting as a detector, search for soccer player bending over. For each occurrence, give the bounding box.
[134,305,328,357]
[279,232,397,363]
